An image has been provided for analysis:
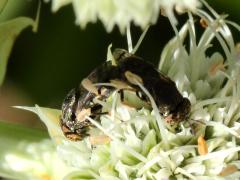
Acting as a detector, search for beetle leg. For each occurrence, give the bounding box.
[119,89,124,102]
[97,86,103,95]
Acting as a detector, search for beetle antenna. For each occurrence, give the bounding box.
[132,25,150,54]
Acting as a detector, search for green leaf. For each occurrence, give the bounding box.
[0,17,36,86]
[0,0,7,14]
[0,1,40,86]
[0,120,48,142]
[0,17,35,85]
[15,105,65,144]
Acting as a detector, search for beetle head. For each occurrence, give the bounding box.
[61,88,93,140]
[164,98,191,126]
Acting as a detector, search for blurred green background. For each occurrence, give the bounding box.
[0,0,240,128]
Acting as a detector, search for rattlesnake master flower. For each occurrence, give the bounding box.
[45,0,201,32]
[15,7,240,178]
[4,1,240,180]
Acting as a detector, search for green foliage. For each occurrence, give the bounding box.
[0,0,8,14]
[0,17,36,86]
[0,120,48,143]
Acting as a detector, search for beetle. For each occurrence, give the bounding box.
[113,49,191,126]
[60,49,191,141]
[60,61,121,141]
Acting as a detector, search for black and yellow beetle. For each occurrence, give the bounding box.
[60,49,191,141]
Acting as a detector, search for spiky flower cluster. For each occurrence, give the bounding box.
[45,0,201,32]
[15,3,240,179]
[2,0,240,179]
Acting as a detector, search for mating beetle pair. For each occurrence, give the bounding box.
[60,49,191,141]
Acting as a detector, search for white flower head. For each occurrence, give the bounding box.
[4,0,240,179]
[47,0,201,33]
